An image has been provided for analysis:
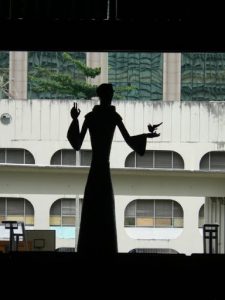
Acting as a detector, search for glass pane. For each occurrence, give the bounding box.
[25,215,34,226]
[62,199,75,215]
[154,151,172,169]
[80,150,92,166]
[25,150,35,164]
[62,150,76,165]
[7,149,24,164]
[125,201,135,217]
[155,200,172,217]
[198,217,204,228]
[50,216,61,226]
[0,149,5,163]
[173,201,183,218]
[200,153,209,170]
[6,215,24,222]
[136,217,154,227]
[136,200,154,217]
[51,150,62,165]
[7,198,24,215]
[155,218,172,227]
[50,201,61,215]
[173,152,184,169]
[124,217,135,226]
[0,198,5,215]
[199,205,204,218]
[173,218,184,227]
[0,216,5,222]
[136,151,153,168]
[210,152,225,170]
[125,152,135,167]
[62,216,75,226]
[25,201,34,215]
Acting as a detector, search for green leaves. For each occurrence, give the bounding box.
[29,52,101,99]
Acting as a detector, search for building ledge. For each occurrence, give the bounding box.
[0,164,225,197]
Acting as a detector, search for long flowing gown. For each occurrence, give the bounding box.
[67,105,147,255]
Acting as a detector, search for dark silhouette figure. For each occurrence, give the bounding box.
[67,83,160,255]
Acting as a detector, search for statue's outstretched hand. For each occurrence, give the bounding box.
[71,102,81,119]
[146,132,160,138]
[146,121,162,138]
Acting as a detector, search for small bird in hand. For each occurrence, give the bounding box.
[148,122,163,133]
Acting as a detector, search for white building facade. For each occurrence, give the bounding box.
[0,52,225,254]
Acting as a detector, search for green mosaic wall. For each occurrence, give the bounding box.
[181,53,225,101]
[108,52,163,100]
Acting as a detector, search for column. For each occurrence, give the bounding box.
[9,51,28,100]
[163,53,181,101]
[86,52,108,86]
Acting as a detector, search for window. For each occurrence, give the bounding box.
[0,197,34,226]
[199,205,205,228]
[0,148,35,164]
[124,199,183,228]
[50,198,76,226]
[200,151,225,171]
[50,149,92,166]
[108,52,163,100]
[181,53,225,101]
[125,150,184,169]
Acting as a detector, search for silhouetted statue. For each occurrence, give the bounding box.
[67,83,161,255]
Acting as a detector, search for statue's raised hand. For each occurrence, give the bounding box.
[71,102,81,119]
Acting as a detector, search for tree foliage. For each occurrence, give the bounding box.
[29,52,101,99]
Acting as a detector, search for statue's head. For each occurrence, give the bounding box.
[96,83,114,106]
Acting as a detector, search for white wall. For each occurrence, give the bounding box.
[1,99,225,253]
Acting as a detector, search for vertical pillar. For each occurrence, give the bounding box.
[163,53,181,101]
[86,52,108,86]
[9,51,28,100]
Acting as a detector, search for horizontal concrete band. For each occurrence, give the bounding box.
[0,164,224,197]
